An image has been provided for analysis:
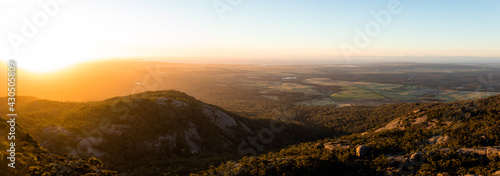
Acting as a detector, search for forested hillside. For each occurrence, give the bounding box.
[0,120,116,175]
[290,102,437,135]
[199,95,500,175]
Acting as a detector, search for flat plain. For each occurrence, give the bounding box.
[4,62,499,117]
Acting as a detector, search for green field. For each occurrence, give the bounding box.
[330,86,386,100]
[375,86,425,100]
[246,81,316,94]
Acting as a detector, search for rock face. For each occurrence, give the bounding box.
[356,145,369,158]
[202,105,238,132]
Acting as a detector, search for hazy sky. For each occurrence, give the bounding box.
[0,0,499,72]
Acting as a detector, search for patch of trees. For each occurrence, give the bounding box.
[290,102,438,135]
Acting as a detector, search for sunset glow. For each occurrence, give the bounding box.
[0,0,499,72]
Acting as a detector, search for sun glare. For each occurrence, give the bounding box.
[20,60,75,73]
[14,52,103,73]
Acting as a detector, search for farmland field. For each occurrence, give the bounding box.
[330,86,386,100]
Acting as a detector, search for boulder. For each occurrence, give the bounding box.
[356,145,369,158]
[492,170,500,176]
[398,159,415,175]
[409,152,425,166]
[323,142,335,151]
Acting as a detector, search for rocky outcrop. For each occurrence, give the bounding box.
[322,140,351,151]
[171,99,189,107]
[385,152,426,176]
[184,124,202,153]
[374,109,457,134]
[455,146,500,157]
[487,147,500,157]
[375,118,404,132]
[427,135,450,145]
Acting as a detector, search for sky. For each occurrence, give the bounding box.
[0,0,499,72]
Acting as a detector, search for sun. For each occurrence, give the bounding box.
[20,60,76,73]
[14,52,100,73]
[14,52,149,73]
